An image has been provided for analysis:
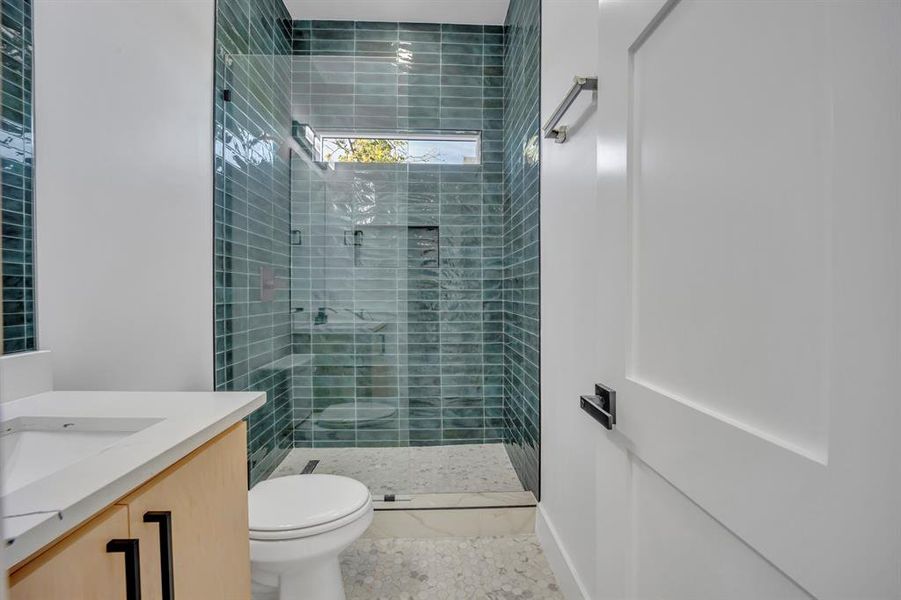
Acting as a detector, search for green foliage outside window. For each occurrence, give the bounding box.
[326,138,408,163]
[324,138,439,164]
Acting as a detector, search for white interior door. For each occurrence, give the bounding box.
[595,1,901,597]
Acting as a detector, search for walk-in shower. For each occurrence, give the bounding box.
[214,0,541,503]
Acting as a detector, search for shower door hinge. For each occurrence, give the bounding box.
[223,89,232,102]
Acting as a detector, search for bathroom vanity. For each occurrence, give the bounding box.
[1,390,264,599]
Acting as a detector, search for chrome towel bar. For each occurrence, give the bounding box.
[542,76,598,143]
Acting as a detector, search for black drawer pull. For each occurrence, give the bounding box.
[144,511,175,600]
[106,538,141,600]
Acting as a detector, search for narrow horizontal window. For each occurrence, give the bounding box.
[315,131,481,165]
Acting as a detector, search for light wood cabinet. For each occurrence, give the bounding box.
[120,421,250,600]
[8,506,130,599]
[9,422,251,600]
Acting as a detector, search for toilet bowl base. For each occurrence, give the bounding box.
[276,558,345,600]
[248,476,373,600]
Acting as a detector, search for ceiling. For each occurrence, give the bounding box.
[282,0,511,26]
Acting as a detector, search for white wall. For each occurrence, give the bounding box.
[33,0,215,391]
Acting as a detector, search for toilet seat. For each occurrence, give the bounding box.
[248,474,372,541]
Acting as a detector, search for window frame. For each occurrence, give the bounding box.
[309,129,482,166]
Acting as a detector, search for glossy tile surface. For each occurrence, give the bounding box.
[289,22,507,449]
[504,0,541,495]
[0,0,35,354]
[214,0,294,485]
[502,0,542,497]
[215,9,543,492]
[271,443,524,495]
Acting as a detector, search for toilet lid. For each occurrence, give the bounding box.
[248,474,371,533]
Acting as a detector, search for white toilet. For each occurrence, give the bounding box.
[248,474,374,600]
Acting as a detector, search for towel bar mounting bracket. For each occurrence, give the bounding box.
[543,76,598,143]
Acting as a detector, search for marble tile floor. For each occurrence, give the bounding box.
[341,535,564,600]
[251,535,563,600]
[270,444,525,496]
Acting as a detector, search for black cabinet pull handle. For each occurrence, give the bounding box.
[106,539,141,600]
[144,511,175,600]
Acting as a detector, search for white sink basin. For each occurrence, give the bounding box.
[0,416,161,495]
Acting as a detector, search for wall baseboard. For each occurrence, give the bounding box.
[535,503,591,600]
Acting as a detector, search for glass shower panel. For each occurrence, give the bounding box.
[216,52,294,485]
[293,160,416,449]
[217,25,538,498]
[216,13,541,499]
[288,155,519,496]
[283,48,522,497]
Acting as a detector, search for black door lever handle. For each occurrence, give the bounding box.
[581,383,616,430]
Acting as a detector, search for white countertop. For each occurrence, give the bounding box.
[0,390,265,566]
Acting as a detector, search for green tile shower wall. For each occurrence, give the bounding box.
[214,0,294,485]
[0,0,35,355]
[289,21,507,448]
[502,0,541,496]
[215,7,541,491]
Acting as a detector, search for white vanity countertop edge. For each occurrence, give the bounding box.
[1,390,265,567]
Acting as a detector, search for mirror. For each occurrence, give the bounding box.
[1,0,36,355]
